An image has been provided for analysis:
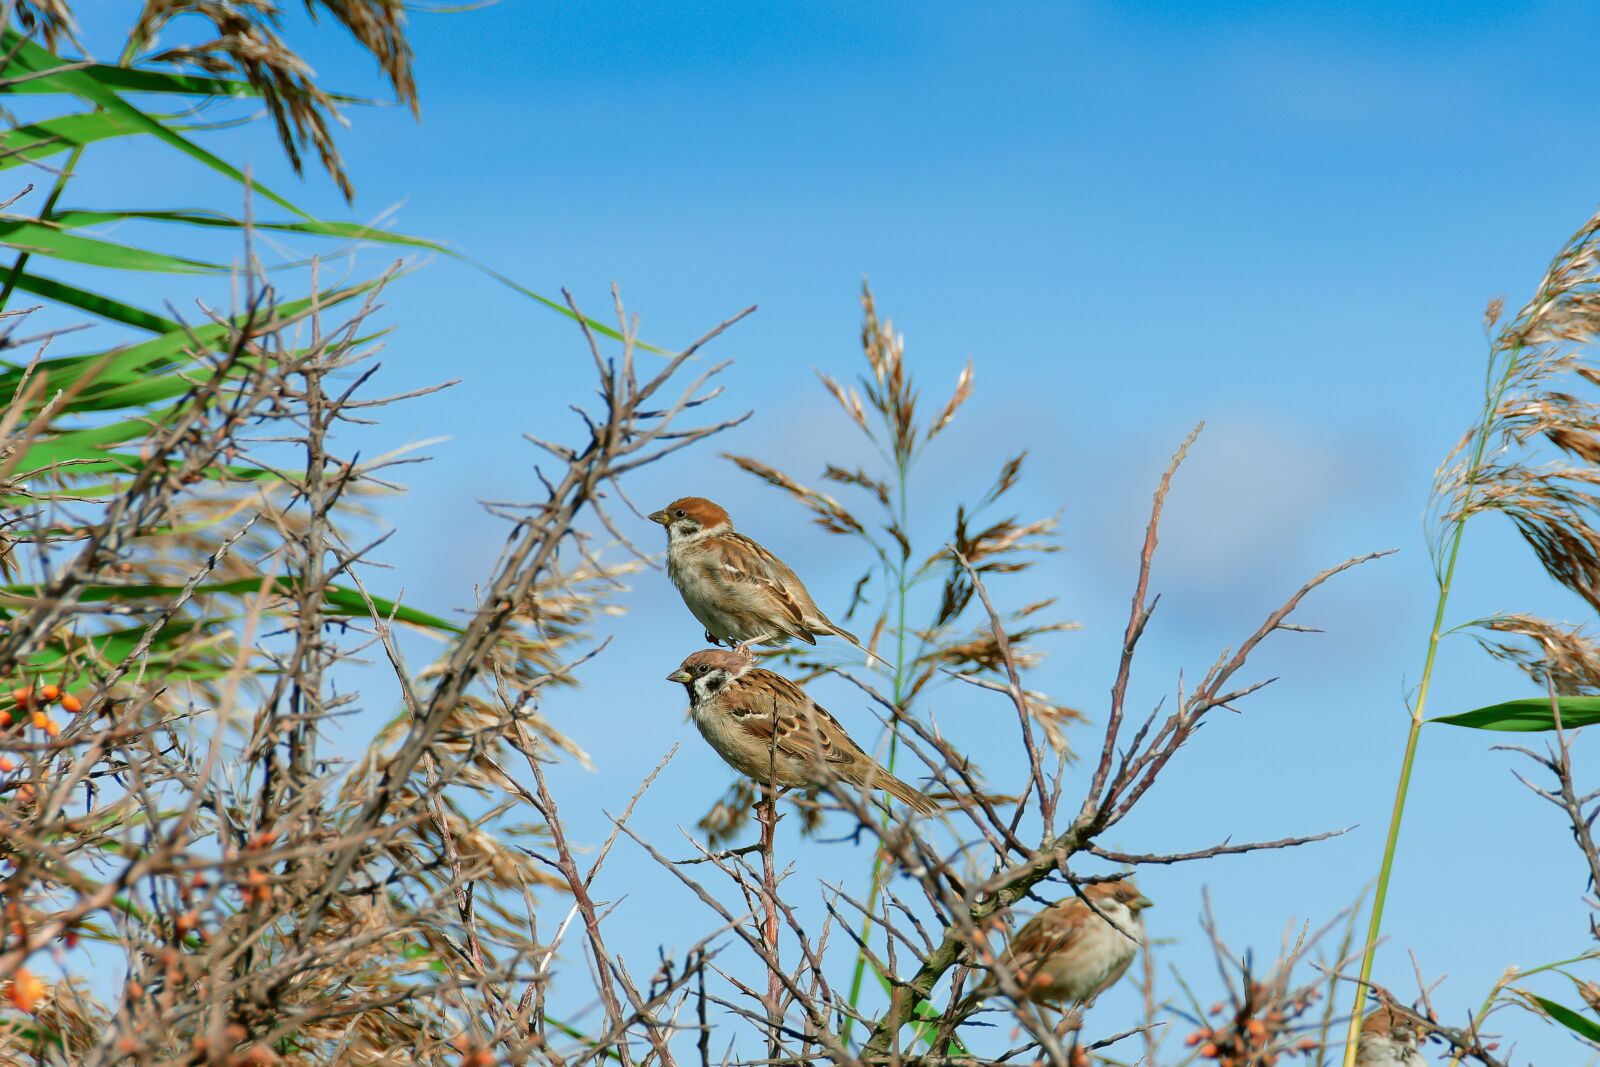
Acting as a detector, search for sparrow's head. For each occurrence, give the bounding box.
[1360,1005,1425,1048]
[1084,878,1154,914]
[648,496,731,541]
[666,648,751,702]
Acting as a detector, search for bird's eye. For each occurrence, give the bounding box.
[693,663,708,674]
[674,508,686,518]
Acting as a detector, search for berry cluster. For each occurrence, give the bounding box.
[1184,983,1323,1066]
[0,683,83,772]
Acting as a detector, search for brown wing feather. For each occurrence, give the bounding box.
[708,533,815,638]
[726,671,937,813]
[725,670,859,766]
[1007,903,1087,968]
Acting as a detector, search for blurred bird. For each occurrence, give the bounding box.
[649,496,867,654]
[666,649,936,814]
[971,880,1152,1008]
[1355,1006,1427,1066]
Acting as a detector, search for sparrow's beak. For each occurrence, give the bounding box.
[666,669,692,684]
[1131,895,1154,912]
[647,509,670,525]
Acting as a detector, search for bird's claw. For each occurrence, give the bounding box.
[731,633,773,659]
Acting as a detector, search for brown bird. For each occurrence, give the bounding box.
[1355,1006,1426,1066]
[666,649,936,814]
[649,496,863,652]
[971,880,1152,1008]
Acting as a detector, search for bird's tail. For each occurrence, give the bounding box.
[879,772,940,816]
[825,621,894,670]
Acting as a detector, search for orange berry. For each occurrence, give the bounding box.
[11,687,30,705]
[1186,1031,1206,1046]
[39,685,58,701]
[1200,1043,1219,1059]
[7,968,44,1012]
[1247,1018,1267,1039]
[44,719,60,737]
[31,712,46,729]
[64,930,78,949]
[0,710,10,727]
[60,693,81,713]
[1210,1002,1225,1015]
[0,757,13,773]
[1295,1037,1318,1052]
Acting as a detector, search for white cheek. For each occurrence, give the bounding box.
[692,675,726,702]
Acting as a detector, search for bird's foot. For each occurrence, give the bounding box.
[704,630,721,646]
[732,634,773,659]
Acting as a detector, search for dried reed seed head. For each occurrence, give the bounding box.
[128,1,418,200]
[1578,980,1600,1013]
[1485,296,1505,331]
[9,0,75,48]
[1498,208,1600,353]
[816,371,872,435]
[1474,613,1600,694]
[926,359,974,443]
[821,464,892,506]
[723,454,866,535]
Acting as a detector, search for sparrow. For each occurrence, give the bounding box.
[648,496,862,652]
[1355,1006,1427,1066]
[666,649,937,814]
[971,880,1152,1008]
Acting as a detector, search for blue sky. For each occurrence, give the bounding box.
[37,0,1600,1060]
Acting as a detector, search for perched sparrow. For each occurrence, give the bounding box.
[1355,1006,1427,1066]
[974,880,1152,1007]
[649,496,861,651]
[666,649,937,814]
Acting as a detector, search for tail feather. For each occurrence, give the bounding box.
[881,772,940,816]
[820,619,893,669]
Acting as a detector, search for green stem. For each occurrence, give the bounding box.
[841,459,911,1047]
[1340,350,1518,1066]
[1441,951,1597,1067]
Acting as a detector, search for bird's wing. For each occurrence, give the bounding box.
[1006,903,1088,968]
[724,670,861,768]
[706,533,813,633]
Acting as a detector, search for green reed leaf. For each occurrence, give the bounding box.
[1530,994,1600,1042]
[8,270,180,332]
[0,29,312,218]
[1430,696,1600,731]
[0,217,224,273]
[0,110,142,171]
